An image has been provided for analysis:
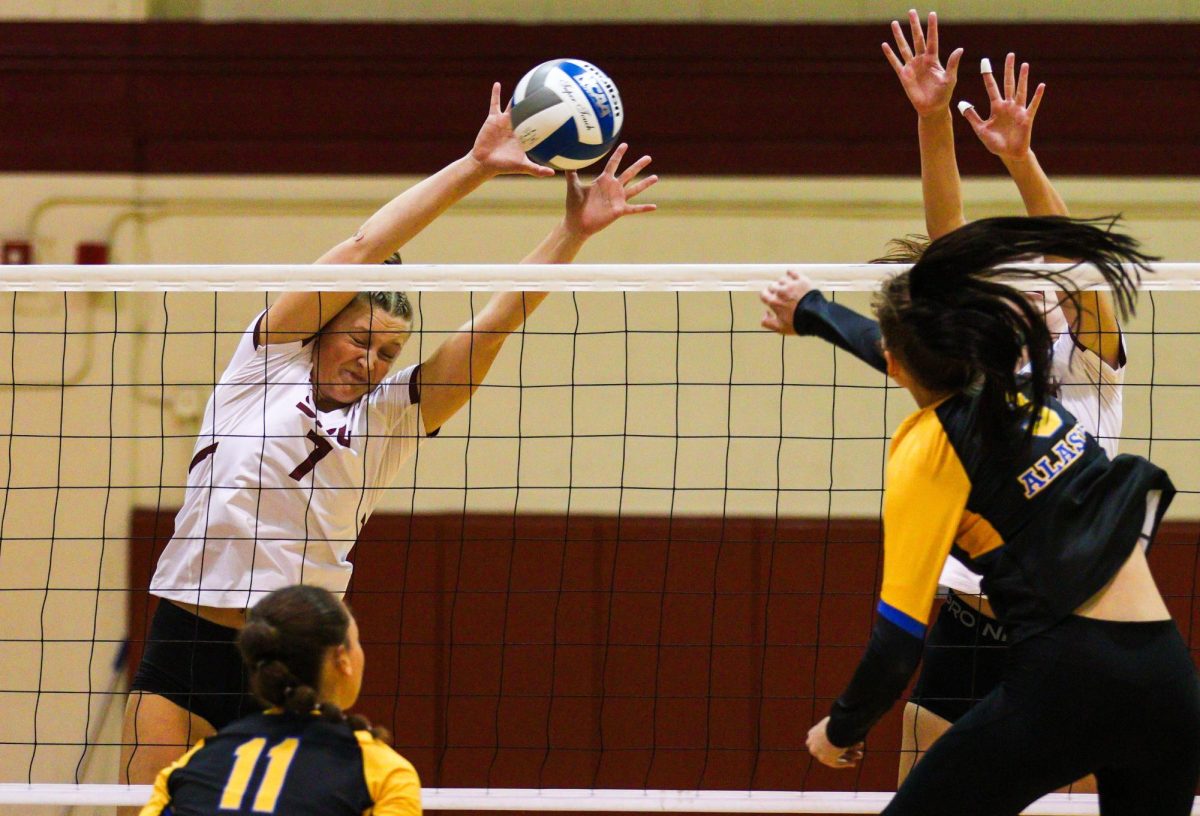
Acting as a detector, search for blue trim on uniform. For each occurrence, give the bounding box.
[877,600,926,639]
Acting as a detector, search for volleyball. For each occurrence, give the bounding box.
[509,58,624,171]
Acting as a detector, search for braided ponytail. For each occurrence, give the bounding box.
[238,585,390,742]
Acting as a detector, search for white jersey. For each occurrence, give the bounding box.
[939,331,1126,595]
[151,313,427,608]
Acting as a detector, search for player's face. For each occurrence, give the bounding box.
[314,301,411,408]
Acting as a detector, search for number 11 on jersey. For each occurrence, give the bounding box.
[219,737,300,813]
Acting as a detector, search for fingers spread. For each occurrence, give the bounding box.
[625,174,658,199]
[925,10,938,57]
[882,42,905,76]
[1004,52,1016,100]
[1016,61,1030,106]
[490,82,502,114]
[1028,82,1046,118]
[958,100,985,130]
[619,154,653,184]
[945,47,964,80]
[891,20,914,63]
[603,143,629,176]
[908,9,926,55]
[982,62,1002,103]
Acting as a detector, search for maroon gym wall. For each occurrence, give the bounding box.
[1,21,1197,177]
[128,509,1200,795]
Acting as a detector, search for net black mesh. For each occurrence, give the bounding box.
[0,289,1196,801]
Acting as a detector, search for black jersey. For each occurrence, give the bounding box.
[933,392,1171,636]
[140,710,420,816]
[826,390,1174,747]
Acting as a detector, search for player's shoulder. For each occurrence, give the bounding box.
[222,310,312,380]
[371,362,421,402]
[893,399,957,460]
[355,731,422,815]
[888,397,973,487]
[355,730,418,776]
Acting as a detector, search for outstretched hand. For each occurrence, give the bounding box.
[563,144,658,238]
[958,53,1045,162]
[469,82,557,178]
[882,10,963,118]
[760,269,815,336]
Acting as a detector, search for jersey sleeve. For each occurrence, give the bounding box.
[368,363,431,435]
[826,410,971,747]
[1050,334,1125,458]
[879,412,971,635]
[359,734,422,816]
[791,291,887,374]
[220,309,311,386]
[136,739,206,816]
[1051,332,1125,388]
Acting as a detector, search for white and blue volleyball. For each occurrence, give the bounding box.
[510,59,624,171]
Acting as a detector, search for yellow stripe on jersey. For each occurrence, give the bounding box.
[880,402,972,636]
[137,738,207,816]
[956,510,1004,559]
[357,731,422,816]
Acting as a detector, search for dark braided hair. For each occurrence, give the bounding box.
[237,585,389,742]
[873,215,1152,456]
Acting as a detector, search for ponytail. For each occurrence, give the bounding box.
[874,215,1153,454]
[238,586,390,743]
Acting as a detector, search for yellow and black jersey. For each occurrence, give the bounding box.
[139,710,421,816]
[826,390,1173,748]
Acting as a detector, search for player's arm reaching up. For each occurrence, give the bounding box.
[882,10,965,241]
[418,143,657,433]
[759,11,970,372]
[958,54,1122,368]
[260,82,555,346]
[770,17,1116,376]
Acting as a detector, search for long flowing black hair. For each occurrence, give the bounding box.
[237,585,389,741]
[873,215,1153,455]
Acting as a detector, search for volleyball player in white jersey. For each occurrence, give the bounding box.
[120,82,659,796]
[764,11,1125,785]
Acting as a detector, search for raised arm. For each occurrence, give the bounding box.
[959,55,1122,367]
[260,83,555,346]
[883,10,966,241]
[760,270,886,373]
[756,12,963,372]
[417,144,657,433]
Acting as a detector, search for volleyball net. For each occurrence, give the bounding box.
[0,264,1197,815]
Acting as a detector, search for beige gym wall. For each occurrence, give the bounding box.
[1,169,1198,809]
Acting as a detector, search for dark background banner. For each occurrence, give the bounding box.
[2,22,1196,176]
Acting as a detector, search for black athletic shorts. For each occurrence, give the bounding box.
[887,615,1200,816]
[130,600,258,730]
[909,590,1009,723]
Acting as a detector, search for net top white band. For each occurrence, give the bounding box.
[1,785,1187,814]
[2,263,1199,291]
